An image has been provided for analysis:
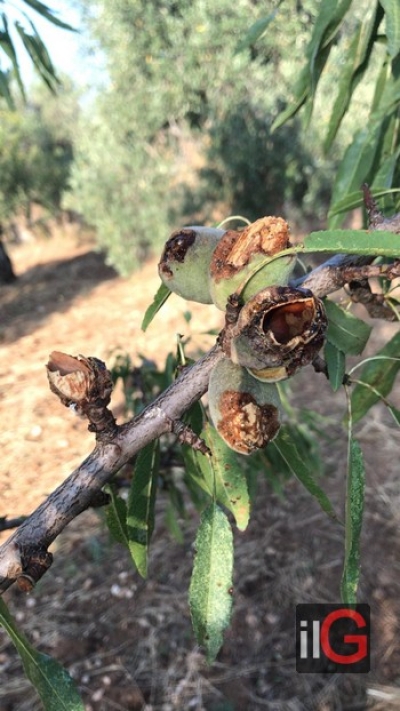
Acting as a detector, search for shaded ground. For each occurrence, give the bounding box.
[1,231,400,710]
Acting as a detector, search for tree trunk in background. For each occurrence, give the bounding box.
[0,237,17,284]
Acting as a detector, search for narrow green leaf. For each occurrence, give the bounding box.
[202,424,250,531]
[372,147,400,192]
[183,445,214,498]
[381,0,400,57]
[189,503,233,663]
[105,485,129,548]
[141,282,171,331]
[184,423,250,530]
[270,426,338,521]
[0,14,25,97]
[302,228,400,256]
[271,70,309,130]
[324,300,372,356]
[324,340,346,391]
[273,0,350,129]
[370,56,389,115]
[341,437,365,604]
[388,404,400,425]
[308,0,352,62]
[328,187,400,217]
[370,61,400,123]
[324,28,362,151]
[21,0,75,30]
[328,125,382,227]
[15,20,60,91]
[183,400,204,436]
[350,332,400,423]
[0,598,84,710]
[234,9,279,54]
[324,10,380,152]
[127,441,160,577]
[263,422,319,488]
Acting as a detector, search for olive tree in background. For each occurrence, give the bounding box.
[0,0,74,283]
[68,0,333,275]
[271,0,400,221]
[68,0,400,275]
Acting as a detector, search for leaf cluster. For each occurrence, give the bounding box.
[0,0,74,107]
[268,0,400,223]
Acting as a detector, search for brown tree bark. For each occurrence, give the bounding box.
[0,238,16,284]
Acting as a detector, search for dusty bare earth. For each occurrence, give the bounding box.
[1,230,400,711]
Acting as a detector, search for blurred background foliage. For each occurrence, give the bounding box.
[67,0,333,273]
[0,0,398,274]
[0,79,78,226]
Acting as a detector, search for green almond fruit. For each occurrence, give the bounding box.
[208,357,281,455]
[158,226,224,304]
[208,216,296,310]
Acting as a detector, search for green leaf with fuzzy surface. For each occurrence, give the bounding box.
[0,598,84,710]
[302,228,400,256]
[388,404,400,425]
[189,503,233,663]
[184,422,250,530]
[202,423,250,531]
[341,437,365,604]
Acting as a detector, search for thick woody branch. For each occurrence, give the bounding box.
[1,191,400,593]
[0,345,223,594]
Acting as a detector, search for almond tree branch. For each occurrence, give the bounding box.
[297,255,400,297]
[1,214,400,593]
[0,344,223,594]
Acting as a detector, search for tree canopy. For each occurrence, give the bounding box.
[67,0,333,274]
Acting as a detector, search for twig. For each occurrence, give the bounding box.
[0,517,27,533]
[297,258,400,298]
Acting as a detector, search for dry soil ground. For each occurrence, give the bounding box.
[1,231,400,711]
